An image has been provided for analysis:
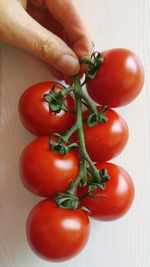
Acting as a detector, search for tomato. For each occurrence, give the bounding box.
[86,48,144,107]
[73,106,128,162]
[77,162,134,221]
[26,199,90,262]
[18,82,76,136]
[19,136,79,197]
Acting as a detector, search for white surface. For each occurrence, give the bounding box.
[0,0,150,266]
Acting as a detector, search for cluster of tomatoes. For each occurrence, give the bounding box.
[18,48,144,262]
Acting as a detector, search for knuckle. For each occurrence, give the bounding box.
[36,36,60,64]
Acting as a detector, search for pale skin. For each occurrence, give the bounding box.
[0,0,92,79]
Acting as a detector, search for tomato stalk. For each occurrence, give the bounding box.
[60,123,78,143]
[54,74,110,210]
[73,74,87,185]
[79,189,108,201]
[73,75,102,184]
[80,91,97,113]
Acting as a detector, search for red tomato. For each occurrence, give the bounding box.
[86,48,144,107]
[26,199,90,262]
[19,136,79,197]
[73,107,129,162]
[18,82,76,136]
[77,162,134,221]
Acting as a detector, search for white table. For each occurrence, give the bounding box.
[0,1,150,266]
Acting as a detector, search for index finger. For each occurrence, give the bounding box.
[45,0,92,59]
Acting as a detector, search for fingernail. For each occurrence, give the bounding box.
[58,55,80,76]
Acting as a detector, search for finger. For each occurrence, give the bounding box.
[27,1,46,23]
[0,0,80,76]
[27,1,65,42]
[18,0,27,9]
[30,0,46,9]
[45,0,93,59]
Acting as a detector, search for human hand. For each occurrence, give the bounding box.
[0,0,92,79]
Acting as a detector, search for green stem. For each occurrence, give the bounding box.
[61,123,77,143]
[84,152,101,181]
[65,85,74,94]
[71,75,101,191]
[74,76,87,152]
[56,85,74,99]
[80,56,95,66]
[80,91,97,113]
[79,189,108,201]
[52,54,110,210]
[73,75,87,186]
[70,159,86,194]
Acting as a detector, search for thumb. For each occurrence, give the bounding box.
[0,1,80,76]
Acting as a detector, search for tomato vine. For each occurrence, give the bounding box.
[46,54,110,210]
[19,47,144,262]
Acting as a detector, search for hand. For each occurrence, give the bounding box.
[0,0,92,79]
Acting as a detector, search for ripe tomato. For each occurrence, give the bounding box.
[86,48,144,107]
[73,106,129,162]
[77,162,134,221]
[19,136,79,197]
[26,199,90,262]
[18,82,76,136]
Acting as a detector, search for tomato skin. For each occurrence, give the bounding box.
[86,48,144,107]
[26,199,90,262]
[19,136,79,197]
[18,82,76,136]
[77,162,135,221]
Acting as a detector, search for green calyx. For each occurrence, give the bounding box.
[54,192,79,210]
[44,86,71,113]
[87,167,110,191]
[80,51,103,81]
[86,105,108,127]
[50,138,78,155]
